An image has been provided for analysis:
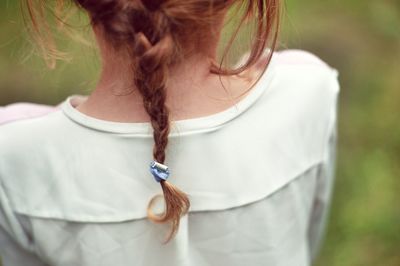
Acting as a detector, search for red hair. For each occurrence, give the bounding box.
[24,0,281,243]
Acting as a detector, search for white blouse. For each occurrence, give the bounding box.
[0,49,340,266]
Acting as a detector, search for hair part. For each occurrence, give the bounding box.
[24,0,281,243]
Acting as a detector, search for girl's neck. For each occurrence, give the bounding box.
[75,41,261,123]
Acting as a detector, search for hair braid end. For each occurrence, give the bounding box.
[147,180,190,244]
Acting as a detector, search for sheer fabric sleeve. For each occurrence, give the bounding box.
[0,183,47,266]
[307,70,340,262]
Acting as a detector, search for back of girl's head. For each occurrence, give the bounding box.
[24,0,281,243]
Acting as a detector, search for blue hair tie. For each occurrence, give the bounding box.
[149,160,170,182]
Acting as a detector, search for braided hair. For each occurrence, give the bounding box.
[24,0,281,243]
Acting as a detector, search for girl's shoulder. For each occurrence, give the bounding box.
[249,48,339,96]
[269,49,340,99]
[253,49,338,79]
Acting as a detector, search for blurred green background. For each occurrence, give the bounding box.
[0,1,399,266]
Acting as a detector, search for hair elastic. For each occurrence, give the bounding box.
[150,160,170,182]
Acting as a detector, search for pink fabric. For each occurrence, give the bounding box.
[253,49,329,69]
[0,102,60,126]
[275,49,329,66]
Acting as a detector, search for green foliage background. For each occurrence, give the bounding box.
[0,1,399,265]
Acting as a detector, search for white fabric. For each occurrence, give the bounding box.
[0,49,340,266]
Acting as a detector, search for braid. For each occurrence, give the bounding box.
[131,2,190,243]
[77,0,191,243]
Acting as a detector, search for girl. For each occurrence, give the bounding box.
[0,0,339,265]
